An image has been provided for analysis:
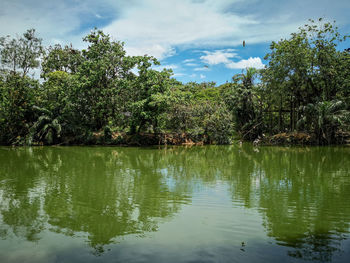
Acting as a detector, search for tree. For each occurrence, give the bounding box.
[73,29,138,130]
[225,68,262,140]
[263,18,349,141]
[0,29,43,145]
[29,106,62,145]
[129,56,175,133]
[41,44,83,78]
[298,100,350,144]
[34,71,78,143]
[0,29,43,77]
[0,74,38,145]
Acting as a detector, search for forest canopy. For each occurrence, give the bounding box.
[0,19,349,146]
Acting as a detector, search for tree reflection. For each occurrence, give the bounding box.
[0,145,350,260]
[0,147,46,242]
[0,147,191,254]
[228,145,350,262]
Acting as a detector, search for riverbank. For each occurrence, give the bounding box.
[44,131,350,147]
[61,132,209,146]
[260,131,350,146]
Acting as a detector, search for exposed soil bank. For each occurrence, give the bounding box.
[260,132,350,146]
[91,132,208,146]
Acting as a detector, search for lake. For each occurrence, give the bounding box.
[0,145,349,263]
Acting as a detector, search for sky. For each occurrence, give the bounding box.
[1,0,349,84]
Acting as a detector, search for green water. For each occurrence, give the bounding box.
[0,145,349,263]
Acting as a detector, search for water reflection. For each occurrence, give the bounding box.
[227,145,350,262]
[0,145,349,261]
[0,147,191,255]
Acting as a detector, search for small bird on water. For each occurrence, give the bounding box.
[240,241,246,251]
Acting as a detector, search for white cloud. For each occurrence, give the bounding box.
[200,49,238,65]
[226,57,265,69]
[153,64,180,75]
[103,0,258,59]
[126,45,176,60]
[101,0,350,60]
[198,49,265,69]
[51,38,64,45]
[154,64,178,70]
[183,59,195,63]
[154,64,186,77]
[200,74,206,79]
[184,63,199,67]
[0,0,119,50]
[1,0,349,62]
[183,59,199,67]
[194,67,210,71]
[173,73,186,77]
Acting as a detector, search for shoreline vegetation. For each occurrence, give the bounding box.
[1,18,349,147]
[20,131,350,147]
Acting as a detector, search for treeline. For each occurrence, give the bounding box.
[0,19,349,146]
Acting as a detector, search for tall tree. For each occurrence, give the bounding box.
[0,29,43,77]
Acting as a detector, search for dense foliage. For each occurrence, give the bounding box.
[0,19,349,146]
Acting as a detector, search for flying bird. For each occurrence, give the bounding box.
[204,65,209,68]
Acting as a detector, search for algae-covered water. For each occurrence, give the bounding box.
[0,145,349,262]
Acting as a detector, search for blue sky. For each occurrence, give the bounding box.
[1,0,349,84]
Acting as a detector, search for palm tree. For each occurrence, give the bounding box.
[298,100,350,144]
[231,68,261,140]
[29,106,62,145]
[232,67,258,89]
